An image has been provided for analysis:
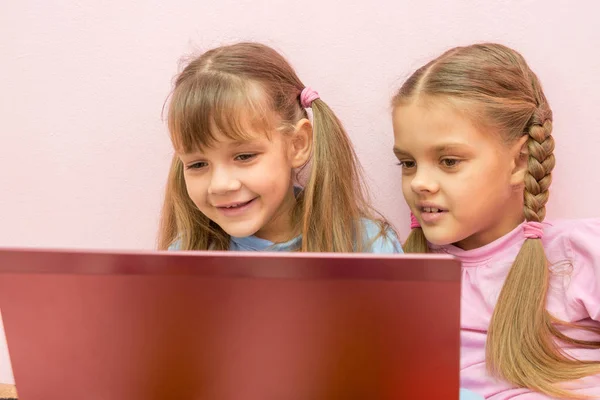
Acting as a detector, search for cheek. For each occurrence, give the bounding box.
[476,159,513,197]
[184,176,208,203]
[454,162,512,211]
[263,154,293,184]
[248,162,291,197]
[401,176,413,200]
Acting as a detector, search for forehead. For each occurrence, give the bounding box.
[392,99,503,153]
[176,129,276,157]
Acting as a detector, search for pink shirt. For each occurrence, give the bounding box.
[431,219,600,399]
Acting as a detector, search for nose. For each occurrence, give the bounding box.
[208,165,242,195]
[410,166,440,194]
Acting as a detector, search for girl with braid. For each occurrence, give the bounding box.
[391,43,600,399]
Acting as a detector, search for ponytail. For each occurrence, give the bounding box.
[487,111,600,399]
[402,227,429,253]
[300,98,370,252]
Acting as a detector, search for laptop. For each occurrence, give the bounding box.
[0,248,461,399]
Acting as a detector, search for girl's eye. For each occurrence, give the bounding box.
[235,153,257,162]
[397,160,416,169]
[441,158,461,168]
[186,161,208,170]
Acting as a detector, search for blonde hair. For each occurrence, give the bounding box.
[392,43,600,398]
[158,42,391,252]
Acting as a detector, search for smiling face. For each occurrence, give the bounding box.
[392,98,527,250]
[178,117,312,243]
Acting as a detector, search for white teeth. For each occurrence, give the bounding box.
[424,207,441,213]
[223,201,249,208]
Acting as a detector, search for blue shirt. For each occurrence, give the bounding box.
[460,388,484,399]
[169,218,403,253]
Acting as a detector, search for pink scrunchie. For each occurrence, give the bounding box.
[300,87,320,108]
[410,213,421,229]
[523,221,544,239]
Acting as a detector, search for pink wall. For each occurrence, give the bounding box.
[2,0,600,384]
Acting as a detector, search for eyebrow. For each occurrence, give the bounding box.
[393,147,411,157]
[180,138,263,156]
[393,142,473,156]
[432,143,473,153]
[227,138,266,149]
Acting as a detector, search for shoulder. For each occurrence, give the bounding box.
[545,219,600,294]
[543,218,600,255]
[548,218,600,320]
[559,218,600,266]
[359,218,403,254]
[542,219,600,264]
[167,239,181,251]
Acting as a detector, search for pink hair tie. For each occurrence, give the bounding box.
[523,221,544,239]
[410,212,421,229]
[300,87,319,108]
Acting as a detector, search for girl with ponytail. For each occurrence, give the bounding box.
[158,42,400,253]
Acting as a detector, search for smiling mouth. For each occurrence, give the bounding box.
[216,198,256,209]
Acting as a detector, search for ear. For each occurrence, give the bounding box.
[289,118,313,168]
[509,135,529,187]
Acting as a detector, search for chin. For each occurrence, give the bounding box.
[218,221,262,239]
[420,228,459,247]
[424,237,454,247]
[222,227,259,238]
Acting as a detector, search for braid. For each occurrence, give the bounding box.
[523,106,555,223]
[489,92,600,399]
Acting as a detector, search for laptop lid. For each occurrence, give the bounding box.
[0,248,461,400]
